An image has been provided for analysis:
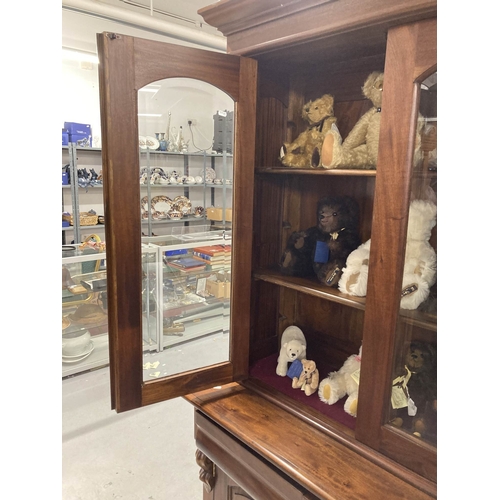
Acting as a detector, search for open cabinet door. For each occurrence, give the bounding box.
[97,32,257,412]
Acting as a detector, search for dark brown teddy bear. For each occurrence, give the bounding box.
[390,340,437,441]
[279,196,361,287]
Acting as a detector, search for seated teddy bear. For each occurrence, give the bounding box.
[318,346,362,417]
[292,359,319,396]
[276,326,307,376]
[338,199,437,310]
[279,94,336,168]
[279,195,361,287]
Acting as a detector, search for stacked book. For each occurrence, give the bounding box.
[167,257,207,272]
[192,245,232,270]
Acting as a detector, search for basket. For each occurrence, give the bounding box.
[79,234,105,273]
[62,212,98,226]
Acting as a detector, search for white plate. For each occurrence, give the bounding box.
[203,167,216,181]
[142,136,159,150]
[138,136,147,149]
[62,341,94,362]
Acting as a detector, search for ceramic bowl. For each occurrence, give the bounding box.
[62,329,91,356]
[169,210,182,220]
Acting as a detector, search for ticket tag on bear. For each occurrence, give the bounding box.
[391,386,408,409]
[314,241,329,263]
[391,368,412,409]
[407,397,417,416]
[350,368,361,385]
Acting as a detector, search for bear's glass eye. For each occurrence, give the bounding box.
[332,212,337,216]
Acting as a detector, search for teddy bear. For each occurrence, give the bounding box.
[292,359,320,396]
[279,94,336,168]
[390,341,437,440]
[279,195,361,287]
[318,71,384,169]
[318,346,362,417]
[276,325,307,376]
[338,199,436,310]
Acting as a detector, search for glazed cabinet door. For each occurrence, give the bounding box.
[356,19,437,483]
[97,32,257,412]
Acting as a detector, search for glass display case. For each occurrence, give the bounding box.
[62,231,233,379]
[62,242,160,377]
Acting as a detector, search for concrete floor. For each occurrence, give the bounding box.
[62,366,202,499]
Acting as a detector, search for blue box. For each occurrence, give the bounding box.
[62,220,70,228]
[62,172,69,185]
[64,122,91,136]
[62,131,69,146]
[69,133,92,148]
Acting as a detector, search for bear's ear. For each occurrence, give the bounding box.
[342,196,360,227]
[321,94,334,114]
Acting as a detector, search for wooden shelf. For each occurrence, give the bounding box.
[254,267,437,330]
[256,166,377,176]
[253,267,366,310]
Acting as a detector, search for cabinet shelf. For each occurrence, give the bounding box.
[254,267,437,331]
[139,150,232,158]
[256,167,377,177]
[253,267,366,310]
[140,183,232,189]
[62,224,104,231]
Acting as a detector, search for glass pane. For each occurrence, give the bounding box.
[62,243,108,377]
[388,72,437,446]
[136,78,234,381]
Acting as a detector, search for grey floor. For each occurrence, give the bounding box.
[62,364,204,499]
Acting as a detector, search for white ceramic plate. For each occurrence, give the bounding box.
[138,136,147,149]
[203,167,216,181]
[151,195,172,216]
[143,136,160,150]
[173,196,192,214]
[62,341,95,362]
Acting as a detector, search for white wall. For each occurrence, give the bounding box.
[61,8,231,150]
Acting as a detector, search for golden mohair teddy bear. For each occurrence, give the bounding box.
[279,94,336,168]
[319,72,384,169]
[292,359,320,396]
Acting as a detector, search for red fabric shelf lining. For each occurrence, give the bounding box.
[249,354,356,431]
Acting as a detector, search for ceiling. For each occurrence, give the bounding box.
[62,0,224,53]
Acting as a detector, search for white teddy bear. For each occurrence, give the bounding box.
[338,199,437,310]
[318,346,362,417]
[276,326,307,376]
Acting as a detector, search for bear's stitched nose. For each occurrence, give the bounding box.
[291,353,296,358]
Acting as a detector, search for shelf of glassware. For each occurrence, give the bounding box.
[62,244,161,377]
[147,226,232,350]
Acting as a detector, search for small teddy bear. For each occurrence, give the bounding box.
[319,72,384,169]
[292,359,320,396]
[338,199,437,310]
[279,94,336,168]
[276,326,307,376]
[318,346,362,417]
[390,341,437,440]
[279,195,361,287]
